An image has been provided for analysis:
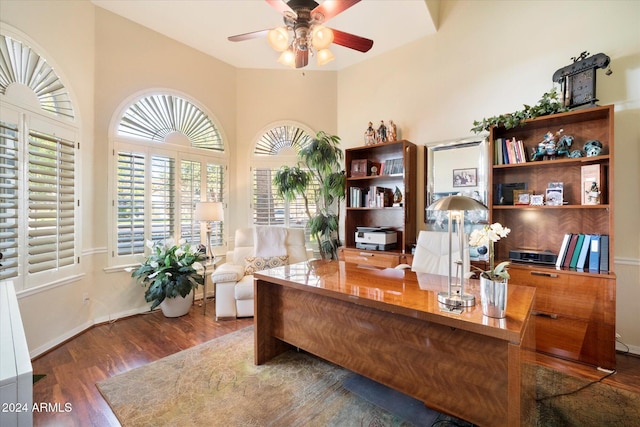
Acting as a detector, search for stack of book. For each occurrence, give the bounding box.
[555,233,610,272]
[380,158,403,175]
[349,186,393,208]
[494,137,527,165]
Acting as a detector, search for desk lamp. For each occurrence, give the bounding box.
[426,195,488,307]
[194,202,224,261]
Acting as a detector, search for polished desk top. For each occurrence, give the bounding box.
[254,260,535,344]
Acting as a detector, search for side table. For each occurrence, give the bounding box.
[199,259,218,315]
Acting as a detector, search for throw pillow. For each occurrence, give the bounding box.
[244,255,289,275]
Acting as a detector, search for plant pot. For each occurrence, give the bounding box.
[159,291,193,317]
[480,274,507,318]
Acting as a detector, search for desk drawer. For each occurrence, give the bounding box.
[339,248,406,268]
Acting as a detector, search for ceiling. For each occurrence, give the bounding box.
[91,0,438,71]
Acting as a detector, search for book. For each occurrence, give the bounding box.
[581,164,605,205]
[563,234,579,268]
[589,235,601,272]
[599,234,610,272]
[576,234,591,270]
[495,138,504,165]
[556,233,572,268]
[569,234,584,268]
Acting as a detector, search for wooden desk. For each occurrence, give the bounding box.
[254,261,536,427]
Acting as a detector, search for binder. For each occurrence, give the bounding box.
[556,233,572,268]
[569,234,584,269]
[599,235,610,272]
[563,234,579,269]
[589,235,601,272]
[576,234,591,270]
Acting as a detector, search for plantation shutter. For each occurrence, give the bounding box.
[150,155,175,242]
[116,151,146,256]
[205,163,225,246]
[179,159,202,245]
[252,167,285,225]
[27,130,76,273]
[0,121,19,280]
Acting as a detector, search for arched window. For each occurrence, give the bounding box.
[112,93,227,265]
[0,32,79,290]
[251,123,318,241]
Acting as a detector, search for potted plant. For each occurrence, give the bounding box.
[273,131,345,260]
[129,238,205,317]
[469,223,511,318]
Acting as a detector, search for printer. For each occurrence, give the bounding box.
[355,227,397,251]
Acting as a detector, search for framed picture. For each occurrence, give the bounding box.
[530,195,544,206]
[453,168,477,187]
[545,188,564,206]
[513,190,533,205]
[350,159,369,177]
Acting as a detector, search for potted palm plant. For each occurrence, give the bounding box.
[129,238,205,317]
[273,131,345,260]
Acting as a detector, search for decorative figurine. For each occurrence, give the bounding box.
[393,186,403,206]
[585,181,601,205]
[388,120,397,142]
[584,139,603,157]
[532,129,565,161]
[377,120,387,143]
[364,121,376,146]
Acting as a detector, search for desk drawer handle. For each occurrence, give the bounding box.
[359,252,373,257]
[531,271,558,278]
[532,311,558,319]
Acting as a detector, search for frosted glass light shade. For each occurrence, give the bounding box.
[311,26,334,50]
[277,49,296,68]
[316,48,335,66]
[268,27,289,52]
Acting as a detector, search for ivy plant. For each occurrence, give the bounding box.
[471,88,568,134]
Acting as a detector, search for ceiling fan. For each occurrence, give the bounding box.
[228,0,374,69]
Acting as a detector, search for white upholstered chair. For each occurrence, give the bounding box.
[210,226,311,319]
[397,230,471,278]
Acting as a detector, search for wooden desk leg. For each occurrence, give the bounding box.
[254,279,291,365]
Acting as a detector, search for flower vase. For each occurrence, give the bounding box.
[159,291,193,317]
[480,273,507,318]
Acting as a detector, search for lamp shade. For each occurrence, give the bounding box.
[316,48,335,66]
[311,26,334,50]
[267,27,289,52]
[427,195,488,212]
[194,202,224,222]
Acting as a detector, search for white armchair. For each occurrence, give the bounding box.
[211,226,311,320]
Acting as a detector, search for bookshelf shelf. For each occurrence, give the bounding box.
[489,104,616,369]
[341,140,417,267]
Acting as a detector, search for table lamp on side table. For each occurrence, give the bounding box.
[426,195,488,308]
[194,201,224,262]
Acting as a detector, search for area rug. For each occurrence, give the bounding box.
[96,326,464,427]
[97,326,640,427]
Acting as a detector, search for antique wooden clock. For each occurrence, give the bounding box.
[553,51,612,109]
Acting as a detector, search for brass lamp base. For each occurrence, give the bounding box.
[437,292,476,307]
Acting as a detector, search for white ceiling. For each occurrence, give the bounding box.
[91,0,438,71]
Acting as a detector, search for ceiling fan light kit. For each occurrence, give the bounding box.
[229,0,373,69]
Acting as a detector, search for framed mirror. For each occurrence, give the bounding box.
[424,137,489,234]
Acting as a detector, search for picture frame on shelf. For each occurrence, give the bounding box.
[530,194,544,206]
[513,190,533,205]
[453,168,477,187]
[350,159,369,177]
[545,187,564,206]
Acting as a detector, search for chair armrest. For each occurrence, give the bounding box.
[211,263,245,284]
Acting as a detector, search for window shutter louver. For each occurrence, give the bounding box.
[27,130,76,273]
[0,121,19,280]
[150,155,175,243]
[116,151,146,255]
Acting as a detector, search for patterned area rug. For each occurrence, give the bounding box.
[97,326,640,427]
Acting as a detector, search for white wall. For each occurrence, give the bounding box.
[2,0,639,356]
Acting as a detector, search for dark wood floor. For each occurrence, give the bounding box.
[31,302,640,427]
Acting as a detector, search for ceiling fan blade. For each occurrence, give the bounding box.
[312,0,360,22]
[228,29,270,42]
[265,0,296,17]
[295,49,309,68]
[330,28,373,53]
